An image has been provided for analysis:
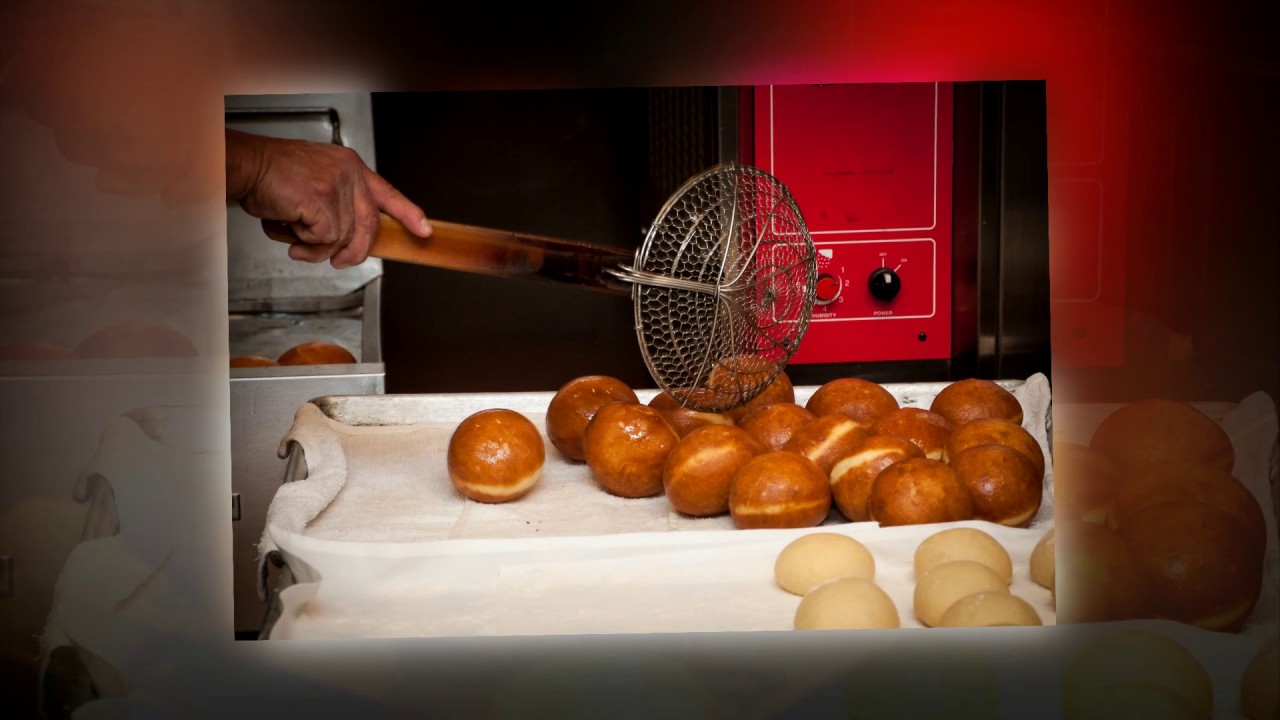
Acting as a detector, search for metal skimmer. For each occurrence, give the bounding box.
[608,164,817,412]
[264,163,817,413]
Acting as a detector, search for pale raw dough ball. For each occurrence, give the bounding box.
[937,591,1043,627]
[794,578,900,630]
[913,527,1013,584]
[775,533,876,596]
[913,561,1008,627]
[1030,527,1055,591]
[1061,630,1212,720]
[1241,634,1279,720]
[1064,683,1200,720]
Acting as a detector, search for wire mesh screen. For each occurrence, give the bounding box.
[632,164,816,412]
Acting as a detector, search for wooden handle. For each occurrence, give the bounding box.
[262,213,634,293]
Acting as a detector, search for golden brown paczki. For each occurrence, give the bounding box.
[545,375,638,462]
[728,451,832,529]
[447,408,546,503]
[582,402,678,498]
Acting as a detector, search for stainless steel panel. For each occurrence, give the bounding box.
[230,370,383,634]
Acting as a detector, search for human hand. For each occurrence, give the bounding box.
[226,129,433,268]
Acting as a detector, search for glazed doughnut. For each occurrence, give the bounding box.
[725,370,796,423]
[662,424,763,517]
[648,390,734,438]
[870,408,953,460]
[929,378,1023,426]
[867,458,973,527]
[706,356,791,418]
[737,402,816,452]
[230,355,278,368]
[829,435,924,522]
[948,444,1042,527]
[943,418,1046,481]
[781,414,869,475]
[728,451,831,529]
[546,375,639,462]
[1115,500,1262,632]
[277,341,356,365]
[582,402,678,498]
[1055,518,1154,624]
[1089,398,1234,473]
[447,409,546,503]
[805,378,899,430]
[1107,460,1266,551]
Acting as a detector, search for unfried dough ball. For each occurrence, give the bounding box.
[1241,634,1279,720]
[913,560,1008,627]
[794,578,899,630]
[937,592,1043,627]
[1030,528,1056,592]
[1061,630,1212,720]
[775,533,876,595]
[1053,440,1122,525]
[913,527,1013,584]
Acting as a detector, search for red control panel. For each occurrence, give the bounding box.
[750,82,953,364]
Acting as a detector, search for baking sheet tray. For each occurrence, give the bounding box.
[259,377,1057,640]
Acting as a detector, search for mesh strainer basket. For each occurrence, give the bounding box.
[612,164,817,411]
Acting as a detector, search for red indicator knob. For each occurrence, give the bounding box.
[816,273,842,305]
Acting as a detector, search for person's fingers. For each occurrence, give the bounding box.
[287,241,334,264]
[332,178,357,253]
[289,198,339,246]
[332,190,380,268]
[365,169,432,237]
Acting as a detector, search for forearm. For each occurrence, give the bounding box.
[225,129,266,203]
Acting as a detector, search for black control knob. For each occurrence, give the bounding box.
[868,268,901,302]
